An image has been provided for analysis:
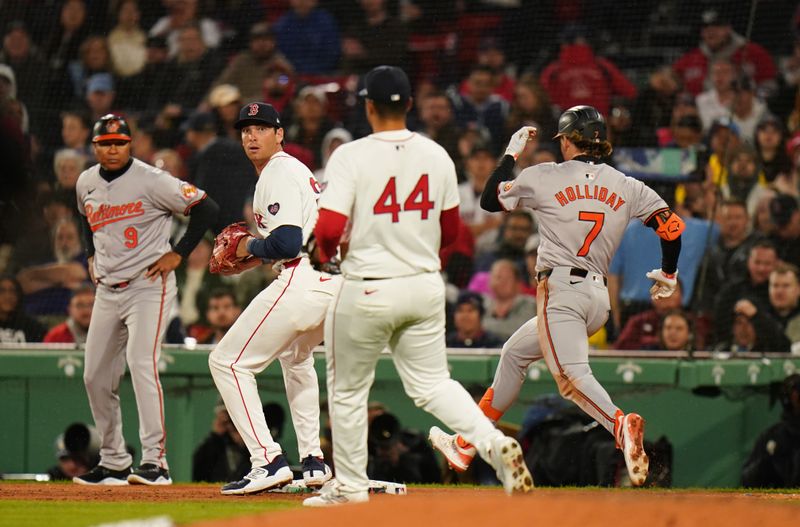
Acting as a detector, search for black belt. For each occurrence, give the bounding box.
[98,279,130,289]
[537,268,607,286]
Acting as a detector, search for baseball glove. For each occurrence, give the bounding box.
[209,222,258,275]
[306,233,342,275]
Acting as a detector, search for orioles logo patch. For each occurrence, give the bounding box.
[248,103,259,116]
[503,182,514,192]
[268,202,280,215]
[180,183,198,200]
[106,120,120,133]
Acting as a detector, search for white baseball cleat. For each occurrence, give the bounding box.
[428,426,477,472]
[303,480,369,507]
[486,435,534,495]
[220,455,293,495]
[620,413,649,486]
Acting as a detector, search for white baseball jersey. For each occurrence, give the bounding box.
[320,130,459,278]
[251,152,321,261]
[497,159,667,275]
[76,158,206,283]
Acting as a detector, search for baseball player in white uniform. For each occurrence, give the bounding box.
[208,102,338,495]
[430,106,685,487]
[303,66,533,507]
[74,114,219,486]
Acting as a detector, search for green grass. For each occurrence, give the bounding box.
[0,499,299,527]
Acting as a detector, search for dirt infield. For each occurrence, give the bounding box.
[2,484,798,527]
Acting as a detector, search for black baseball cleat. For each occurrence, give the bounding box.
[301,455,332,488]
[127,463,173,486]
[73,465,132,486]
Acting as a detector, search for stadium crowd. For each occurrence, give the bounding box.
[2,0,800,355]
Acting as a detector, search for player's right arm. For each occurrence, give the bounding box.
[314,145,357,263]
[479,126,537,212]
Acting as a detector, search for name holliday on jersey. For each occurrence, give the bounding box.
[85,201,145,231]
[554,185,625,211]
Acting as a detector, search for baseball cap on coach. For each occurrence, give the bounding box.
[92,114,131,143]
[359,65,411,104]
[234,102,281,130]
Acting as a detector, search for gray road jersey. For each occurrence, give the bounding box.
[497,159,667,276]
[76,158,207,283]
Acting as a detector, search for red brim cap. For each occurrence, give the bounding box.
[93,133,132,143]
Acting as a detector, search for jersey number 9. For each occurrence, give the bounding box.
[124,226,139,249]
[373,174,434,223]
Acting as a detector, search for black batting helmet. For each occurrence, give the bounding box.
[554,105,607,143]
[92,114,131,143]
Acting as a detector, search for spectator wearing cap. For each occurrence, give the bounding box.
[43,285,95,344]
[696,59,737,133]
[731,75,768,144]
[0,20,47,121]
[716,295,790,354]
[210,22,291,105]
[367,412,440,484]
[273,0,340,75]
[341,0,408,75]
[84,73,118,122]
[162,24,224,114]
[668,114,704,149]
[458,144,503,240]
[723,145,770,216]
[447,291,503,349]
[768,194,800,268]
[458,37,516,104]
[673,8,777,97]
[107,0,147,79]
[149,0,221,58]
[116,35,172,112]
[539,25,637,117]
[207,84,242,140]
[630,66,682,147]
[755,115,793,186]
[184,111,253,232]
[284,85,336,169]
[450,65,510,155]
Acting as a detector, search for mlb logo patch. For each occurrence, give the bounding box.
[268,202,280,215]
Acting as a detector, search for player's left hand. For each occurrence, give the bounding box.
[146,251,182,281]
[504,126,538,160]
[646,268,678,300]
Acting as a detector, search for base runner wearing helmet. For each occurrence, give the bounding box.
[429,105,685,487]
[74,114,219,486]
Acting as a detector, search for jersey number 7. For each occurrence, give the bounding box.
[576,211,604,257]
[373,174,434,222]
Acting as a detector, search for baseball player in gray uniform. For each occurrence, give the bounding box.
[73,114,219,486]
[304,66,533,507]
[208,102,337,495]
[430,106,685,487]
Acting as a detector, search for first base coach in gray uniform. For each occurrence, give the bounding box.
[73,114,219,486]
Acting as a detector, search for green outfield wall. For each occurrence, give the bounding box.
[1,347,798,487]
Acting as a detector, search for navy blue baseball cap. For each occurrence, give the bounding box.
[359,65,411,104]
[234,102,281,130]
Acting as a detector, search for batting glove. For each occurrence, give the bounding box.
[646,269,678,300]
[504,126,538,160]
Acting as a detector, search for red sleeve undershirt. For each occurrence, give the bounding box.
[314,208,349,263]
[440,206,460,249]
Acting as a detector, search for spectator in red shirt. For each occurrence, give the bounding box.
[539,27,637,116]
[672,9,777,97]
[43,285,94,344]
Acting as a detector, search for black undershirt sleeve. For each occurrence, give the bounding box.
[658,237,681,275]
[173,196,220,259]
[81,214,95,258]
[480,155,516,212]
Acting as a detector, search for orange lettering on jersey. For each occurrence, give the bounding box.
[86,201,146,231]
[575,185,585,199]
[614,198,626,211]
[598,187,608,201]
[605,192,617,208]
[565,187,576,201]
[592,186,599,199]
[555,191,568,206]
